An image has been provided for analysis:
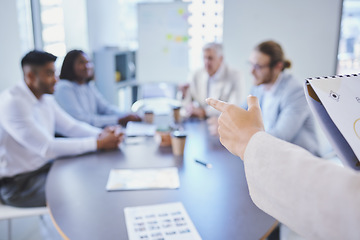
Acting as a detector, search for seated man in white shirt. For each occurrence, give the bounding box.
[244,40,319,156]
[182,42,242,119]
[0,50,123,208]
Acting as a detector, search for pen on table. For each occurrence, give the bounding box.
[195,159,212,169]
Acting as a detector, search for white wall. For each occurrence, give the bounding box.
[86,0,122,53]
[62,0,89,52]
[0,0,23,91]
[223,0,342,94]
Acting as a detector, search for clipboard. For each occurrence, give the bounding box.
[304,74,360,170]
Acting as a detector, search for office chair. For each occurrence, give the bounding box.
[0,202,48,240]
[131,82,181,115]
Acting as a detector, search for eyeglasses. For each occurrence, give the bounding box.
[248,62,270,71]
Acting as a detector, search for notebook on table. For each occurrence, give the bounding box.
[304,73,360,170]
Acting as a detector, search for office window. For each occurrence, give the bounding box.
[185,0,224,71]
[16,0,66,71]
[337,0,360,74]
[16,0,34,55]
[39,0,66,58]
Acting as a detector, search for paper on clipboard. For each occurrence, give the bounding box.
[305,74,360,170]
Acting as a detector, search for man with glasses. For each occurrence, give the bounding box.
[244,40,319,157]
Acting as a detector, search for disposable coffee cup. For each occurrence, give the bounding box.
[156,130,172,147]
[173,106,181,123]
[171,131,187,156]
[144,110,154,124]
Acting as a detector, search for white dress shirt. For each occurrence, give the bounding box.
[207,63,226,99]
[185,63,242,117]
[245,132,360,239]
[0,81,101,178]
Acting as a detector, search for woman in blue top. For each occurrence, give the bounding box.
[55,50,141,127]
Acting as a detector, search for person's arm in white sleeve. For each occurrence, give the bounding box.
[53,97,124,151]
[207,96,360,240]
[1,97,99,160]
[245,132,360,240]
[52,97,101,137]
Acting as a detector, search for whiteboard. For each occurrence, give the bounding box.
[137,2,189,83]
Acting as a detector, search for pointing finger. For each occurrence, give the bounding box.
[247,95,261,115]
[206,98,229,112]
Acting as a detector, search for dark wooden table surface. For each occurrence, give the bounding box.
[46,120,276,240]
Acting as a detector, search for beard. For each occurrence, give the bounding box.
[38,80,55,95]
[254,68,275,86]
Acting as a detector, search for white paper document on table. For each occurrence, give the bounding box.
[305,74,360,169]
[106,167,180,191]
[124,202,202,240]
[126,122,157,137]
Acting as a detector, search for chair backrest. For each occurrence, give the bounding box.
[131,97,181,115]
[0,202,48,220]
[140,83,177,99]
[131,82,181,115]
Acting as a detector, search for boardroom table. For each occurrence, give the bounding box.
[46,120,277,240]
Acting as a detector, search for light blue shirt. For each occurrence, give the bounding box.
[243,72,320,156]
[54,80,126,128]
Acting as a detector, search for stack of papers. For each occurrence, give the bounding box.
[106,167,180,191]
[124,202,202,240]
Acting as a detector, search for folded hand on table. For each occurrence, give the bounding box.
[97,126,124,150]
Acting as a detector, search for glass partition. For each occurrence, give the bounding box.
[337,0,360,74]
